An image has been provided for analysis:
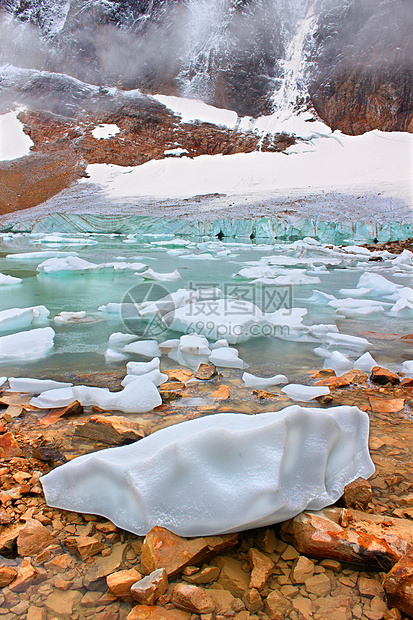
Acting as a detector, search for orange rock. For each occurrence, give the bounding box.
[165,369,193,383]
[315,376,351,388]
[9,558,46,592]
[141,526,238,578]
[26,606,46,620]
[248,548,274,590]
[369,397,405,413]
[342,478,373,510]
[311,369,336,379]
[341,369,368,384]
[182,565,220,584]
[172,583,215,614]
[370,366,400,385]
[127,605,191,620]
[210,385,231,400]
[75,414,144,445]
[17,519,54,557]
[195,364,218,380]
[281,507,413,570]
[291,556,315,584]
[0,564,17,587]
[0,524,23,555]
[401,377,413,387]
[242,588,263,613]
[64,535,104,560]
[384,547,413,617]
[211,556,250,597]
[358,576,384,597]
[107,568,142,601]
[0,432,22,458]
[255,529,277,554]
[130,568,168,605]
[265,590,292,617]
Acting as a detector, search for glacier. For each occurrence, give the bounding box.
[40,405,375,537]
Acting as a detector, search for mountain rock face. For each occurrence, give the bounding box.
[0,0,411,132]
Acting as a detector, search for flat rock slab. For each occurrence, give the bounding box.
[75,414,145,445]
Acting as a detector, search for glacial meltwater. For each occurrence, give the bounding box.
[0,232,412,386]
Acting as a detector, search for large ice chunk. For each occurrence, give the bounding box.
[281,384,330,402]
[0,327,55,363]
[40,405,375,537]
[0,273,22,286]
[0,306,50,333]
[242,372,288,388]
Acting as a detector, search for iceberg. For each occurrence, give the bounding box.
[402,361,413,377]
[281,384,330,402]
[388,298,413,318]
[30,387,75,408]
[0,327,55,363]
[242,372,288,388]
[8,378,72,394]
[37,256,98,274]
[121,369,167,388]
[140,268,182,282]
[127,358,160,375]
[0,377,6,387]
[354,352,377,373]
[0,306,50,333]
[356,273,400,295]
[40,405,375,537]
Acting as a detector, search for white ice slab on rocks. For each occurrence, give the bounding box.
[72,379,161,413]
[0,327,55,363]
[127,358,160,375]
[152,95,238,128]
[354,352,377,373]
[0,306,49,333]
[0,377,6,387]
[323,351,353,375]
[0,273,22,286]
[123,340,162,358]
[140,268,182,281]
[281,384,330,402]
[402,361,413,377]
[209,347,246,369]
[242,372,288,388]
[8,378,72,394]
[30,387,75,408]
[40,405,374,536]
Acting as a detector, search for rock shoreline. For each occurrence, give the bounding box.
[0,360,413,618]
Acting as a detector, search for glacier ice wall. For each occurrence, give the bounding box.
[41,405,375,537]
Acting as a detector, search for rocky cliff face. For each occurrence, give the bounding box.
[1,0,411,132]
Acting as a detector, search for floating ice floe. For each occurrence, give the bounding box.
[0,327,55,363]
[37,256,98,274]
[8,378,72,394]
[209,347,246,369]
[105,348,129,363]
[40,405,374,536]
[0,273,23,286]
[0,377,6,387]
[388,299,413,318]
[7,251,78,260]
[356,273,400,296]
[167,335,212,370]
[281,384,330,402]
[354,352,377,373]
[335,305,385,318]
[307,290,336,304]
[324,332,371,355]
[140,268,182,281]
[123,340,162,358]
[0,306,49,333]
[338,287,373,297]
[242,372,288,388]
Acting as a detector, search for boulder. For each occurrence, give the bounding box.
[182,565,220,584]
[9,558,46,592]
[64,535,104,560]
[291,556,315,584]
[195,364,217,380]
[281,507,413,569]
[0,564,17,587]
[211,556,250,597]
[384,548,413,617]
[141,526,238,578]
